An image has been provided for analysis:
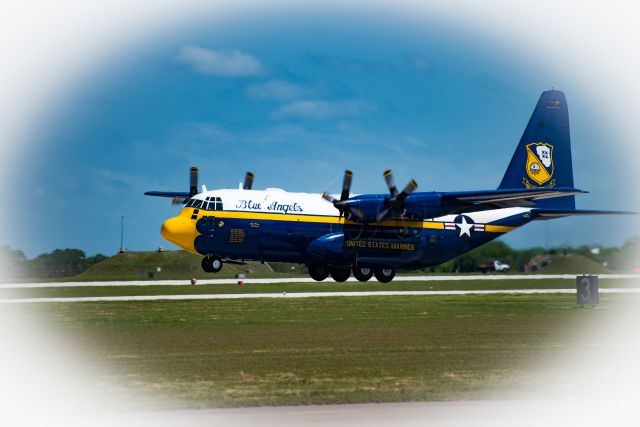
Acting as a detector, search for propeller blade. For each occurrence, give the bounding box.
[189,167,198,197]
[322,192,338,204]
[340,170,353,201]
[243,171,254,190]
[171,196,186,205]
[395,179,418,202]
[383,169,398,197]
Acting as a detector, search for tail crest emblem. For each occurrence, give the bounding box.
[524,142,555,187]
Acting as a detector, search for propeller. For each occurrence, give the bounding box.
[340,170,353,201]
[322,170,364,220]
[243,171,255,190]
[383,169,398,197]
[189,167,198,197]
[382,169,418,203]
[377,170,419,221]
[322,169,419,222]
[394,178,418,203]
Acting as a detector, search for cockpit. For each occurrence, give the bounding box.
[185,196,224,211]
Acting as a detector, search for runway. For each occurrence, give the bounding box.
[75,399,618,427]
[1,273,638,289]
[1,287,639,304]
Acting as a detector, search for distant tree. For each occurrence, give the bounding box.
[24,248,108,278]
[87,254,108,265]
[0,245,28,278]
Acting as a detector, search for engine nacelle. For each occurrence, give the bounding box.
[344,192,444,222]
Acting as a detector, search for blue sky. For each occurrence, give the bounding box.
[9,8,635,257]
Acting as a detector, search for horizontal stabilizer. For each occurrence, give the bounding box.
[441,187,587,210]
[533,209,638,219]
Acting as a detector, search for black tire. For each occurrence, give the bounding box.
[201,256,213,273]
[202,255,223,273]
[373,267,395,283]
[308,264,329,281]
[330,268,351,282]
[352,266,373,282]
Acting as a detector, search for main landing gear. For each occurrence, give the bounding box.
[201,254,223,273]
[373,267,395,283]
[352,266,373,282]
[307,264,396,283]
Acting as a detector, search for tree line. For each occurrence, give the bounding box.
[1,237,639,279]
[0,247,108,278]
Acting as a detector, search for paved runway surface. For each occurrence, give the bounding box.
[88,399,598,427]
[2,274,638,289]
[1,287,639,304]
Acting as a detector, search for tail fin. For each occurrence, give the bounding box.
[498,90,575,210]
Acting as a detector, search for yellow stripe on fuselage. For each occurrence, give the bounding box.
[484,224,515,233]
[187,209,514,233]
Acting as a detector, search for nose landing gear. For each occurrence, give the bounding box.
[201,254,223,273]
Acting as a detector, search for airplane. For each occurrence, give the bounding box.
[145,90,632,283]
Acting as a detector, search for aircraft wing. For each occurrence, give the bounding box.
[440,187,587,211]
[144,191,191,199]
[144,191,192,204]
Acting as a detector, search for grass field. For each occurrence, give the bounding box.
[72,251,302,281]
[8,291,634,408]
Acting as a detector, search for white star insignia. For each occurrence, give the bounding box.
[456,217,473,238]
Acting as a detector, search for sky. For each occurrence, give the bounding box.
[6,6,636,257]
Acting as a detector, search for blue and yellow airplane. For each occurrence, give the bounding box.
[146,90,631,282]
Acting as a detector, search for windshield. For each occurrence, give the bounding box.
[185,198,203,209]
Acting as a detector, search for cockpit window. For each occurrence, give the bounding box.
[186,198,203,209]
[204,196,224,211]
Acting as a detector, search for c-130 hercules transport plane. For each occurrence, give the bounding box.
[146,90,632,283]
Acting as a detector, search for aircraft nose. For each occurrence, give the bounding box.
[161,216,196,252]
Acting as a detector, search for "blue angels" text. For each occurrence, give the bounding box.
[236,200,303,214]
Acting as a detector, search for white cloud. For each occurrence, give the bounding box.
[271,99,377,120]
[245,80,309,101]
[174,45,265,77]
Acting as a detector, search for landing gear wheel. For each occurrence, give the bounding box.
[201,255,223,273]
[329,268,351,282]
[373,267,395,283]
[308,264,329,281]
[352,266,373,282]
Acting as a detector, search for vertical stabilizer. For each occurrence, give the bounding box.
[498,90,575,209]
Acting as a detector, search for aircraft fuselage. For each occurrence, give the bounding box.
[161,188,533,269]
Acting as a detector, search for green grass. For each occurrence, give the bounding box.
[536,253,613,274]
[2,278,637,300]
[56,251,305,282]
[9,293,632,408]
